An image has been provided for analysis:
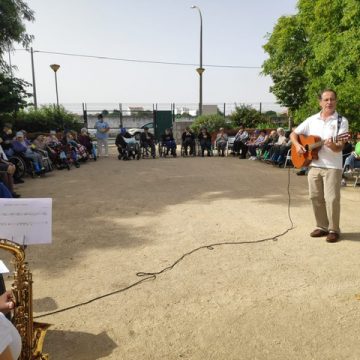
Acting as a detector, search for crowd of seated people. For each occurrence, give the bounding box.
[0,123,98,198]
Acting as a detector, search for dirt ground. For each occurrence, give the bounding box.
[2,147,360,360]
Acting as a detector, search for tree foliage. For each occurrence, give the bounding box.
[263,0,360,131]
[0,0,34,118]
[3,105,82,133]
[229,105,264,129]
[0,72,31,115]
[190,114,229,134]
[0,0,34,71]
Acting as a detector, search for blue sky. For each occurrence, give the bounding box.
[9,0,297,108]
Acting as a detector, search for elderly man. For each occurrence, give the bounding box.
[290,89,349,243]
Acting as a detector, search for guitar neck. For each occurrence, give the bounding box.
[308,134,347,151]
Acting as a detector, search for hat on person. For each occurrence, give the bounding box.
[80,128,87,133]
[120,127,127,135]
[16,131,24,137]
[50,130,56,135]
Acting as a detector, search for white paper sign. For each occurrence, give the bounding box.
[0,198,52,245]
[0,260,9,274]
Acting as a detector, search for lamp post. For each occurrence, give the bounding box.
[50,64,60,107]
[191,5,204,116]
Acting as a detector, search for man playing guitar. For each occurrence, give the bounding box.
[290,89,349,243]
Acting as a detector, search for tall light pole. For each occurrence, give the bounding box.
[191,5,204,116]
[50,64,60,107]
[31,48,38,109]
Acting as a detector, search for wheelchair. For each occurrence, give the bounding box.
[140,142,156,159]
[158,141,177,158]
[117,140,141,160]
[9,154,35,179]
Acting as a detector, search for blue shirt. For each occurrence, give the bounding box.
[95,120,110,140]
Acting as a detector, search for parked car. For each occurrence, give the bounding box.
[127,122,154,140]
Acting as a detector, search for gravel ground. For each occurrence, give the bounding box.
[2,148,360,360]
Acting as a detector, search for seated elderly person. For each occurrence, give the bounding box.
[341,135,360,186]
[0,144,20,198]
[11,131,45,174]
[215,128,228,157]
[198,127,212,157]
[182,127,196,156]
[267,129,291,166]
[233,125,249,159]
[140,127,156,158]
[78,128,97,159]
[161,128,177,157]
[265,127,287,162]
[0,123,14,158]
[45,130,61,146]
[247,130,267,160]
[260,129,279,160]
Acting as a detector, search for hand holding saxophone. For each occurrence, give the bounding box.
[0,290,15,314]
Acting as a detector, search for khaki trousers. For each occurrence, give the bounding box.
[308,167,342,233]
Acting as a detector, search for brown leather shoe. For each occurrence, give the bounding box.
[310,229,329,237]
[326,232,339,243]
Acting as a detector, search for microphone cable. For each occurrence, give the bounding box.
[34,167,295,319]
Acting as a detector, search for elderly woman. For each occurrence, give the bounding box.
[215,128,228,157]
[11,131,44,174]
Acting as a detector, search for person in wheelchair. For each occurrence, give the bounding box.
[78,128,97,160]
[0,123,14,158]
[198,127,212,157]
[140,127,156,158]
[161,128,177,157]
[11,131,45,174]
[115,128,140,160]
[181,127,196,156]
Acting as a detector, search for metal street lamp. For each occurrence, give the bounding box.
[50,64,60,107]
[191,5,204,116]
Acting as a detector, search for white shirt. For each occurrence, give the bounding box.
[294,111,349,169]
[0,312,22,359]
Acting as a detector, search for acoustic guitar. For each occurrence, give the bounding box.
[291,133,350,169]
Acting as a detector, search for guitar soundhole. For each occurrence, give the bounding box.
[304,144,309,152]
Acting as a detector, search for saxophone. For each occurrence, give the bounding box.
[0,238,50,360]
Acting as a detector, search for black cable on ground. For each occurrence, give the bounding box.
[34,167,294,319]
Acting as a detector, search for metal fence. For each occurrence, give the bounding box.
[40,102,286,117]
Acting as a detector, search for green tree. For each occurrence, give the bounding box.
[263,0,360,131]
[229,105,264,128]
[0,0,34,118]
[0,0,34,71]
[0,72,31,114]
[190,114,230,134]
[262,15,308,115]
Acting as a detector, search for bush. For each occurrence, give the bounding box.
[229,105,265,128]
[2,105,83,133]
[190,114,231,134]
